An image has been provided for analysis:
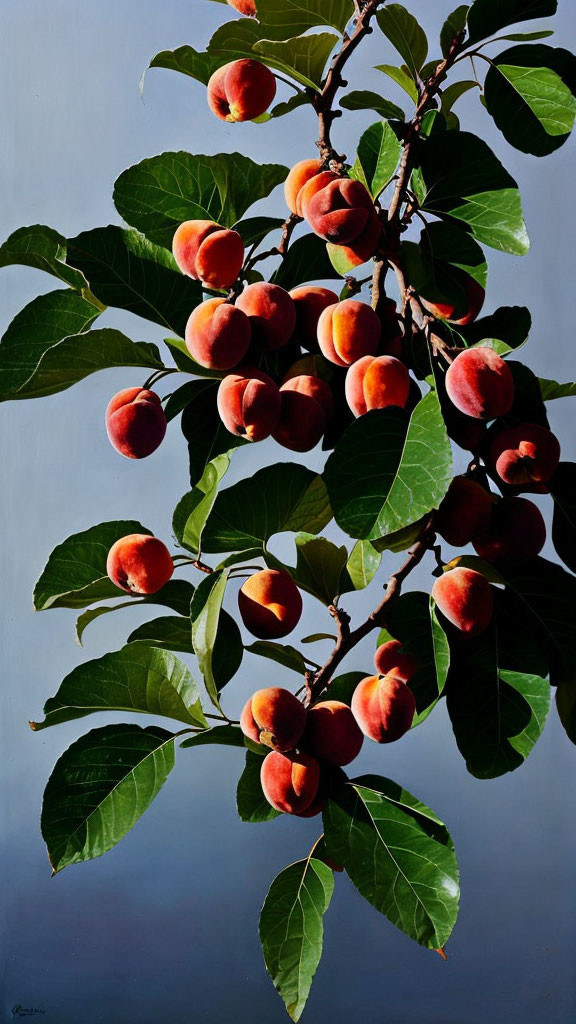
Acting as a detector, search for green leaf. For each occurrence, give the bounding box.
[66,226,202,337]
[401,221,487,318]
[201,464,332,553]
[350,121,402,198]
[260,857,334,1022]
[237,750,281,823]
[497,30,555,41]
[173,454,231,556]
[459,305,531,355]
[114,151,288,250]
[41,724,175,873]
[418,130,529,255]
[556,682,576,745]
[128,615,194,652]
[145,45,224,87]
[75,580,195,645]
[271,233,342,289]
[323,776,459,949]
[190,569,231,710]
[327,671,366,706]
[180,724,248,749]
[0,290,99,399]
[539,377,576,400]
[377,592,449,722]
[233,216,285,247]
[377,4,428,79]
[374,63,418,103]
[324,391,452,541]
[179,379,248,487]
[484,45,576,156]
[251,0,354,38]
[294,533,348,605]
[342,539,382,592]
[467,0,558,46]
[30,645,206,732]
[0,224,88,291]
[34,520,153,611]
[550,463,576,573]
[246,641,308,675]
[440,6,470,57]
[441,80,479,113]
[208,19,339,90]
[339,91,405,121]
[370,517,428,554]
[269,92,310,119]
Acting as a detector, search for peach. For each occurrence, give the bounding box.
[235,282,296,350]
[436,476,494,547]
[297,170,340,221]
[304,700,364,766]
[284,159,324,216]
[106,388,167,459]
[272,374,333,452]
[261,750,321,815]
[238,568,303,639]
[207,59,276,122]
[317,299,381,366]
[351,673,416,744]
[445,347,515,420]
[345,355,411,417]
[432,567,494,636]
[328,212,383,268]
[172,220,244,290]
[185,298,251,370]
[473,497,546,563]
[289,285,339,350]
[374,639,419,684]
[422,278,485,326]
[106,534,174,595]
[488,422,561,486]
[240,687,306,752]
[217,366,281,441]
[304,177,377,245]
[227,0,256,15]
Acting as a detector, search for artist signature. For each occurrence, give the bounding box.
[12,1007,46,1018]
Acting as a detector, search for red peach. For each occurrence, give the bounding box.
[106,534,174,595]
[436,476,494,547]
[207,59,276,122]
[289,285,339,349]
[374,639,420,684]
[305,177,376,245]
[261,750,321,815]
[284,159,324,216]
[432,567,494,636]
[445,347,515,420]
[235,282,296,350]
[217,366,281,441]
[351,673,416,743]
[227,0,256,15]
[297,170,340,221]
[240,687,306,751]
[272,374,333,452]
[328,212,383,268]
[304,700,364,766]
[421,278,486,326]
[488,422,561,486]
[172,220,244,290]
[473,497,546,563]
[106,388,167,459]
[317,299,381,366]
[185,298,251,370]
[345,355,411,417]
[238,568,303,639]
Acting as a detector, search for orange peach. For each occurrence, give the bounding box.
[106,534,174,595]
[227,0,256,15]
[297,170,340,221]
[422,278,485,326]
[374,639,419,684]
[272,374,333,451]
[317,299,381,366]
[207,59,276,122]
[473,497,546,563]
[445,347,515,420]
[436,476,494,547]
[351,673,416,743]
[261,750,321,815]
[304,177,377,245]
[284,159,324,216]
[105,388,167,459]
[345,355,411,417]
[289,285,339,350]
[432,567,494,636]
[329,212,383,268]
[235,282,296,350]
[240,687,306,751]
[185,297,251,370]
[217,366,281,441]
[304,700,364,766]
[488,422,561,486]
[172,220,244,290]
[238,568,303,639]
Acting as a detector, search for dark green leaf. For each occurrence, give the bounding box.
[41,724,175,873]
[75,580,195,645]
[377,592,449,721]
[556,683,576,745]
[339,91,405,121]
[179,379,248,487]
[250,0,354,38]
[467,0,558,46]
[190,569,230,710]
[0,224,88,290]
[260,857,334,1022]
[458,305,531,355]
[377,4,428,79]
[401,221,487,318]
[327,671,366,706]
[246,641,308,675]
[539,377,576,400]
[370,517,428,554]
[440,6,470,57]
[233,216,285,247]
[374,63,418,103]
[180,724,247,749]
[269,92,310,119]
[173,454,231,555]
[441,80,479,113]
[128,615,194,652]
[550,463,576,573]
[271,233,342,289]
[350,120,402,198]
[237,750,281,823]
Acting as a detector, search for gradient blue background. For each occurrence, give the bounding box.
[2,2,576,1021]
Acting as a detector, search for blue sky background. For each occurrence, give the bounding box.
[1,1,576,1021]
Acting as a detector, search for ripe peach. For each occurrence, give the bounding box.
[345,355,411,417]
[272,374,334,451]
[106,388,167,459]
[284,159,324,216]
[445,347,515,420]
[473,497,546,563]
[240,687,306,751]
[289,285,339,350]
[432,567,494,636]
[328,212,383,268]
[106,534,174,595]
[261,750,321,815]
[422,278,486,326]
[207,59,276,122]
[238,568,303,639]
[217,366,281,441]
[488,422,561,486]
[374,639,419,684]
[436,476,494,547]
[304,700,364,766]
[317,299,381,366]
[172,220,244,290]
[185,298,251,370]
[304,177,377,245]
[351,673,416,744]
[227,0,256,15]
[235,282,296,350]
[297,170,340,221]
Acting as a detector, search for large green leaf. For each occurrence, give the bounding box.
[41,724,175,873]
[376,4,428,79]
[485,45,576,156]
[339,91,405,121]
[440,6,470,57]
[208,20,338,90]
[128,615,194,653]
[30,645,206,732]
[114,152,288,250]
[293,533,348,605]
[237,750,281,823]
[271,234,342,289]
[323,776,459,949]
[251,0,354,37]
[245,641,308,675]
[417,131,529,255]
[145,45,224,87]
[324,391,452,541]
[66,226,202,336]
[550,463,576,573]
[0,224,88,291]
[467,0,558,46]
[75,580,195,645]
[201,464,332,553]
[260,857,334,1022]
[401,221,487,318]
[190,570,231,710]
[350,120,402,199]
[458,305,531,355]
[377,592,449,722]
[173,454,231,555]
[342,539,382,592]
